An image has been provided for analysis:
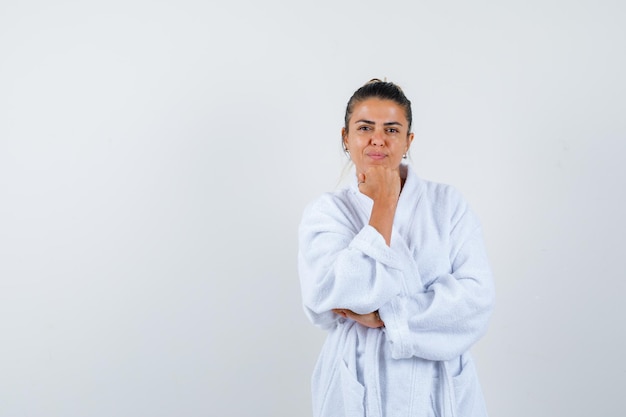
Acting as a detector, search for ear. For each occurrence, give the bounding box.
[341,127,348,150]
[405,132,415,153]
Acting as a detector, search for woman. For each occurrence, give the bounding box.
[298,79,495,417]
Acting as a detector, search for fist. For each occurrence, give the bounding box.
[357,166,401,203]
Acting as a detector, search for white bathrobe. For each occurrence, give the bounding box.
[298,164,495,417]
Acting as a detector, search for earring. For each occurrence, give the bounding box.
[403,153,407,159]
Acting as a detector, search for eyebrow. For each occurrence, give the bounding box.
[354,119,404,127]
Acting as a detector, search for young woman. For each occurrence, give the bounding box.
[298,79,495,417]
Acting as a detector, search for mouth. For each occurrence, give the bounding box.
[366,152,387,161]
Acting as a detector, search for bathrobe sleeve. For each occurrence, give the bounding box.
[379,187,496,362]
[298,193,406,330]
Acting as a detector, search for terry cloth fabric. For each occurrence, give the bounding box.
[298,163,495,417]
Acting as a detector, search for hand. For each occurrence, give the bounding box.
[357,166,401,204]
[332,308,384,328]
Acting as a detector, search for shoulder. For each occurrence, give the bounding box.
[302,187,354,217]
[422,178,464,200]
[404,163,465,205]
[413,175,468,210]
[298,187,365,241]
[407,171,476,229]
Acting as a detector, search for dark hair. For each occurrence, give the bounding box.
[343,78,413,133]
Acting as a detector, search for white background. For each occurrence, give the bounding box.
[1,1,625,416]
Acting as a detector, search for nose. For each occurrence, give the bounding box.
[370,130,384,146]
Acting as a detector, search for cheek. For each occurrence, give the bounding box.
[345,136,357,150]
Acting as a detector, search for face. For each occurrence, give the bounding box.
[342,98,414,175]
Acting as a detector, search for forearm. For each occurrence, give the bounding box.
[380,275,494,360]
[299,224,405,318]
[368,198,397,246]
[379,227,496,361]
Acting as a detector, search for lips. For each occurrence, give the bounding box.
[367,152,387,160]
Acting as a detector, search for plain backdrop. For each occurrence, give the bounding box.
[1,1,625,416]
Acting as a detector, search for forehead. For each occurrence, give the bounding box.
[350,98,408,124]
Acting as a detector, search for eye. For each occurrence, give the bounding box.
[386,127,399,134]
[357,125,372,131]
